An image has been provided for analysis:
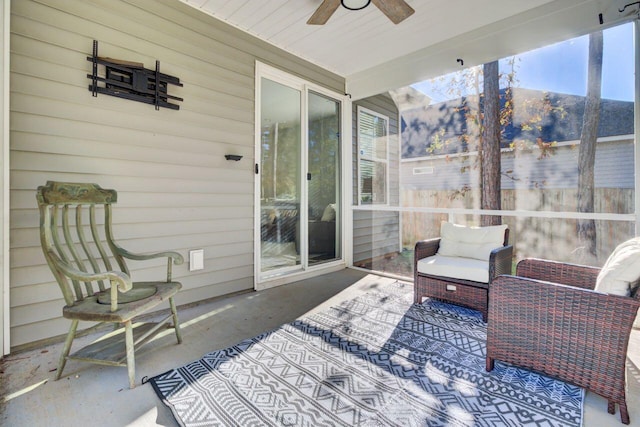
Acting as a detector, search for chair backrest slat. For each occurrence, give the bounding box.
[90,205,113,280]
[62,204,95,296]
[105,204,129,276]
[49,205,84,300]
[40,205,76,305]
[76,205,106,292]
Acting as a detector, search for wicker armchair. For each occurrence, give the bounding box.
[413,227,512,321]
[486,258,640,424]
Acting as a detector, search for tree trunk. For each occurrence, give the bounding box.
[481,60,501,226]
[577,31,603,263]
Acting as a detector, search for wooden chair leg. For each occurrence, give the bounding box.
[608,399,616,415]
[169,297,182,344]
[56,319,79,380]
[124,320,135,389]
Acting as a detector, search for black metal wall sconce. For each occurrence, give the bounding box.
[225,154,243,161]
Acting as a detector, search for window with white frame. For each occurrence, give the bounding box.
[358,107,389,205]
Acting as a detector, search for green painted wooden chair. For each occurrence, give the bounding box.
[36,181,183,388]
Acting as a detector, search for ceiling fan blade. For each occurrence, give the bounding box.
[371,0,415,24]
[307,0,341,25]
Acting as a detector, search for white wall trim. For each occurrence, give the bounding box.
[1,0,9,355]
[253,61,262,292]
[343,97,353,268]
[352,204,635,223]
[635,20,640,235]
[396,108,403,252]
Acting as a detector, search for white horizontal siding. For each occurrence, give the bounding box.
[9,0,344,348]
[352,211,400,263]
[352,93,400,263]
[400,138,635,191]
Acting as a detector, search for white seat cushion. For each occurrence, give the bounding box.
[417,254,490,283]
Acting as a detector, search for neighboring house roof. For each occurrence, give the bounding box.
[400,88,634,159]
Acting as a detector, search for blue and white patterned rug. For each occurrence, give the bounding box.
[150,281,584,426]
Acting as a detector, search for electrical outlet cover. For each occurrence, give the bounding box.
[189,249,204,271]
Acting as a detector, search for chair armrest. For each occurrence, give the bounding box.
[113,245,184,282]
[414,238,440,260]
[114,247,184,264]
[489,245,513,280]
[487,275,639,402]
[516,258,599,290]
[414,238,440,280]
[46,249,132,311]
[47,249,132,290]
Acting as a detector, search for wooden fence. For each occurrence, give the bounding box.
[401,188,635,266]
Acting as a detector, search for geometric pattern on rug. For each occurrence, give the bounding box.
[150,281,584,427]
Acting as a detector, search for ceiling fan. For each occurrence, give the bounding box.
[307,0,415,25]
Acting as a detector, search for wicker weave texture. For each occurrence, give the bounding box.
[487,261,640,425]
[516,258,600,290]
[415,274,489,319]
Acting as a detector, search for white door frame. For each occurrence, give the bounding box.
[1,0,10,355]
[636,20,640,236]
[254,62,351,290]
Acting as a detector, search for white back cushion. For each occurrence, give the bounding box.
[437,221,507,261]
[595,237,640,296]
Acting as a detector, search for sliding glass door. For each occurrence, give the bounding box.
[308,91,341,266]
[259,78,302,274]
[257,66,343,283]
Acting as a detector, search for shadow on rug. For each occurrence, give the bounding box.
[150,281,584,426]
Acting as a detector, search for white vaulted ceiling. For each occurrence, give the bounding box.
[179,0,632,99]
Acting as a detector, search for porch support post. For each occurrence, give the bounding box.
[635,20,640,236]
[1,0,10,356]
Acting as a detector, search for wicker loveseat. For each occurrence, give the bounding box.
[413,222,513,321]
[487,256,640,424]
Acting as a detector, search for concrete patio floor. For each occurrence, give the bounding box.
[1,268,639,426]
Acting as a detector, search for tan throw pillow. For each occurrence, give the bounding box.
[437,221,507,261]
[320,203,336,222]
